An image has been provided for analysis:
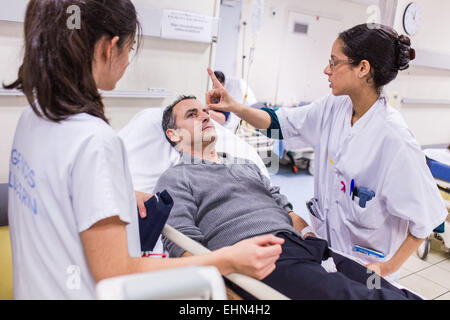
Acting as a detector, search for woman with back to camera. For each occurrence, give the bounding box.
[4,0,284,299]
[207,23,447,279]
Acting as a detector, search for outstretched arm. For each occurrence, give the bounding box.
[81,216,284,282]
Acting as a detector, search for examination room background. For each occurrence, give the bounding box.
[0,0,450,302]
[1,0,450,184]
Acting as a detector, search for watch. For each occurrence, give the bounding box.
[300,226,316,239]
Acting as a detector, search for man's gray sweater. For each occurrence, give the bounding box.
[154,153,301,257]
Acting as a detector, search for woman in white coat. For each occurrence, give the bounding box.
[206,23,447,278]
[4,0,283,299]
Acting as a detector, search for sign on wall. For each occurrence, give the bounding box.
[0,1,219,44]
[161,10,218,43]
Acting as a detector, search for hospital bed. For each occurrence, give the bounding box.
[417,148,450,260]
[117,106,423,300]
[281,146,315,175]
[246,102,315,175]
[235,121,276,168]
[278,103,315,176]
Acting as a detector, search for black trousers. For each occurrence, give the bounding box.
[229,232,422,300]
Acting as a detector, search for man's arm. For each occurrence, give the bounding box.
[254,165,315,239]
[154,168,205,257]
[254,166,293,213]
[80,216,235,282]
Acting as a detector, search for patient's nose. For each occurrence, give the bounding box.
[200,110,210,123]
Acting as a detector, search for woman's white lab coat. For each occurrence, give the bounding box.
[276,94,447,264]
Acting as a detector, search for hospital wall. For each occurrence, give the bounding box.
[0,0,220,183]
[237,0,369,104]
[1,0,449,184]
[238,0,450,146]
[386,0,450,146]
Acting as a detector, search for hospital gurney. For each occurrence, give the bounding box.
[223,77,276,166]
[277,103,315,176]
[282,148,315,175]
[235,121,275,167]
[417,150,450,260]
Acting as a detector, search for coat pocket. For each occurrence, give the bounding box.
[346,195,386,230]
[307,199,327,239]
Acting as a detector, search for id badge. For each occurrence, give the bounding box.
[353,245,385,259]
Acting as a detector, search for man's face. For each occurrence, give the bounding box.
[168,99,217,150]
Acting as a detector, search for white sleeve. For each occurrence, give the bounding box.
[71,132,135,233]
[380,143,448,239]
[275,94,335,147]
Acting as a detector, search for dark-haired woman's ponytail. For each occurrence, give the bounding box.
[396,35,415,71]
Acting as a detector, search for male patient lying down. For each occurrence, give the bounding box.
[154,95,421,300]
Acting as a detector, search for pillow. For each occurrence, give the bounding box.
[118,107,269,195]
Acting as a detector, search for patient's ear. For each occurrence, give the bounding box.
[166,129,181,144]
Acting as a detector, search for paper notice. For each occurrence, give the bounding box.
[161,10,215,43]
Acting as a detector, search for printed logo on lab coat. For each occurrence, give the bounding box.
[9,148,38,215]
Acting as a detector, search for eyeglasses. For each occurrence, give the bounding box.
[328,59,354,69]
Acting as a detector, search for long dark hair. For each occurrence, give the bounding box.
[3,0,142,123]
[339,23,415,93]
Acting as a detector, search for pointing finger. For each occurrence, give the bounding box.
[207,67,223,89]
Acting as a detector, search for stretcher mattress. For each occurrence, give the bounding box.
[427,157,450,183]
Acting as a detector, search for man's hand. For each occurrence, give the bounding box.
[220,234,284,280]
[135,190,153,218]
